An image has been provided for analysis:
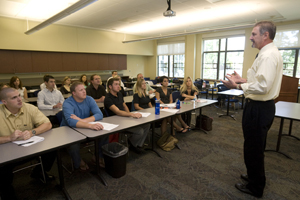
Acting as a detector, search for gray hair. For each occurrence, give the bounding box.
[254,21,276,40]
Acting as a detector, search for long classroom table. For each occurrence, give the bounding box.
[0,126,86,200]
[73,98,217,186]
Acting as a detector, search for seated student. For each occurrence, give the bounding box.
[132,73,155,94]
[133,78,169,135]
[61,82,108,170]
[155,76,191,134]
[40,74,57,90]
[86,74,106,103]
[9,76,28,99]
[0,87,55,200]
[79,74,89,89]
[110,70,125,88]
[113,75,126,96]
[60,76,71,94]
[180,76,198,101]
[0,83,9,104]
[180,76,199,126]
[104,78,150,154]
[37,75,64,109]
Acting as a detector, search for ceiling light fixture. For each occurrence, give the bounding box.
[163,0,176,17]
[25,0,97,35]
[122,23,254,43]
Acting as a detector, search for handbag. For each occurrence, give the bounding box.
[196,115,213,131]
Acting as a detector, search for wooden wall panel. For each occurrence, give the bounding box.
[48,52,63,72]
[0,50,15,73]
[118,55,127,70]
[14,51,32,73]
[62,53,77,71]
[75,53,88,71]
[0,50,127,73]
[108,55,118,70]
[87,54,99,71]
[99,54,108,70]
[32,52,48,72]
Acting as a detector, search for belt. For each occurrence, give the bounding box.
[245,98,274,103]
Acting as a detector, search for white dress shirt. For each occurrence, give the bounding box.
[241,42,283,101]
[37,88,64,109]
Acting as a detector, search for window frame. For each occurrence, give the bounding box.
[157,54,185,78]
[202,36,245,80]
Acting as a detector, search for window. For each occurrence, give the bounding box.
[157,42,185,77]
[202,36,245,80]
[274,24,300,82]
[279,49,300,80]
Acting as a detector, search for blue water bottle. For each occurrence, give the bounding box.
[176,99,180,109]
[155,98,160,115]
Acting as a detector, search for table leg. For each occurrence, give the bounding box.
[281,119,300,140]
[144,122,162,158]
[218,95,235,120]
[93,138,107,186]
[56,149,72,200]
[265,118,292,159]
[171,116,181,149]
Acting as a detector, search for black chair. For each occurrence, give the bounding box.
[172,91,181,102]
[33,90,41,97]
[194,80,208,98]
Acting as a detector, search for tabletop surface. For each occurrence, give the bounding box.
[0,126,86,165]
[275,101,300,120]
[75,99,217,138]
[218,89,244,96]
[74,107,174,138]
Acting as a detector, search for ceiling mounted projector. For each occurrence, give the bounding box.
[163,0,176,17]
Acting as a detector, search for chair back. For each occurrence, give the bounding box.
[33,90,41,97]
[172,91,181,103]
[131,100,136,111]
[151,79,157,85]
[103,108,110,117]
[56,111,63,124]
[194,80,203,91]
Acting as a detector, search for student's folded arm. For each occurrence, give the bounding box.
[62,102,79,127]
[109,104,131,117]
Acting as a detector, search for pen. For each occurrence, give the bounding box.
[18,141,34,146]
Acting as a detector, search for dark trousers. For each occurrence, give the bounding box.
[242,99,275,196]
[0,151,56,200]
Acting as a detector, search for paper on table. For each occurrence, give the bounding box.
[132,112,151,117]
[160,109,179,113]
[89,122,119,131]
[13,136,44,147]
[160,103,176,108]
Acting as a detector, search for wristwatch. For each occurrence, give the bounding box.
[236,84,240,90]
[32,129,36,136]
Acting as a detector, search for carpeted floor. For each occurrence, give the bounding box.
[12,104,300,200]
